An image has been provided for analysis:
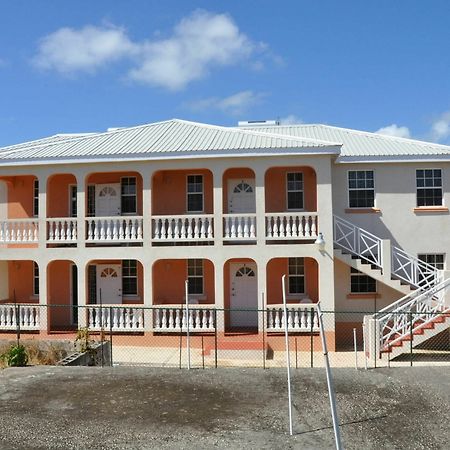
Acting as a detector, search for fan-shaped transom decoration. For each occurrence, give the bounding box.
[100,267,118,278]
[233,182,253,194]
[235,266,255,277]
[99,186,117,197]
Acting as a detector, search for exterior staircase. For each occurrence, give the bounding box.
[333,215,449,360]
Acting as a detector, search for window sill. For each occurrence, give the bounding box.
[347,293,379,299]
[345,208,381,214]
[413,207,448,213]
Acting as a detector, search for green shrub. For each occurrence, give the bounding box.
[1,344,28,367]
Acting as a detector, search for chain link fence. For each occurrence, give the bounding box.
[0,303,449,369]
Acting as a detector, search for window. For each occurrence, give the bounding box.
[122,260,138,296]
[350,268,377,293]
[286,173,304,210]
[69,185,77,217]
[87,185,96,217]
[121,177,137,214]
[348,171,374,208]
[33,262,39,296]
[416,169,443,207]
[88,265,97,303]
[418,254,445,270]
[33,179,39,217]
[187,175,203,213]
[187,259,203,295]
[288,257,305,294]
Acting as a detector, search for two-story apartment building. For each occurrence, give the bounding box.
[0,119,449,354]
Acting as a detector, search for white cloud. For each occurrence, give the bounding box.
[33,25,135,74]
[128,11,255,90]
[279,115,302,125]
[375,124,411,139]
[187,90,266,116]
[32,11,264,90]
[430,111,450,143]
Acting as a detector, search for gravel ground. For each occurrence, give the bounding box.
[0,366,449,449]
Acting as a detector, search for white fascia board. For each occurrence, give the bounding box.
[336,154,450,164]
[0,146,341,167]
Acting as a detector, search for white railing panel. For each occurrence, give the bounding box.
[152,215,214,241]
[265,213,318,239]
[0,304,40,330]
[0,220,39,244]
[266,304,319,331]
[223,214,257,240]
[87,305,145,332]
[333,215,382,267]
[47,218,77,242]
[152,305,215,332]
[86,217,143,242]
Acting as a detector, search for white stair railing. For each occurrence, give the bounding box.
[333,215,382,268]
[364,277,450,357]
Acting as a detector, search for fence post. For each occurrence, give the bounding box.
[16,302,21,346]
[262,303,266,370]
[409,312,413,367]
[353,328,358,370]
[109,306,113,367]
[214,309,218,369]
[310,307,314,368]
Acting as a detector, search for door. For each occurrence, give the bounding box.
[95,184,121,216]
[228,179,256,213]
[97,264,122,304]
[230,262,258,328]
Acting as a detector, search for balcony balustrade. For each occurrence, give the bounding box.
[86,217,143,243]
[152,215,214,242]
[0,219,39,244]
[223,214,257,240]
[266,304,319,332]
[47,218,77,243]
[153,305,215,332]
[87,305,145,332]
[0,303,40,330]
[265,213,318,240]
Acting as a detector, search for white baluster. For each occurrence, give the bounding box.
[180,219,187,239]
[305,216,311,237]
[175,309,181,329]
[130,219,136,240]
[288,308,294,328]
[294,310,300,329]
[249,216,256,239]
[207,218,213,239]
[285,216,292,238]
[311,216,317,237]
[237,217,243,238]
[137,219,143,240]
[275,309,281,329]
[279,216,286,238]
[243,216,249,238]
[173,219,180,240]
[122,219,129,241]
[224,217,230,238]
[273,217,279,238]
[200,218,206,239]
[189,309,195,329]
[187,219,193,239]
[193,218,200,239]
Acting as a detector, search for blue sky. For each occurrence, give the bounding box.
[0,0,449,146]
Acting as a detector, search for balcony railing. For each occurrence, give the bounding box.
[0,304,40,330]
[153,305,215,332]
[86,217,143,243]
[47,218,77,243]
[152,215,214,242]
[265,213,318,240]
[87,305,145,332]
[0,219,39,244]
[266,304,319,332]
[223,214,257,240]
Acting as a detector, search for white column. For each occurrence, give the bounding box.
[77,261,87,327]
[255,168,265,246]
[256,258,267,333]
[143,260,153,331]
[214,259,225,332]
[142,170,152,248]
[38,174,47,248]
[381,239,392,283]
[212,167,223,246]
[39,261,48,333]
[76,173,86,248]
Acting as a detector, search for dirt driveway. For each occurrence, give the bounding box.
[0,366,448,449]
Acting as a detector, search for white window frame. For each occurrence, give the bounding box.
[33,262,39,296]
[350,268,377,294]
[69,184,77,218]
[33,179,39,217]
[87,185,96,217]
[187,259,204,296]
[286,172,304,211]
[287,257,306,295]
[417,253,445,270]
[416,168,443,207]
[347,170,375,209]
[186,174,204,213]
[122,259,138,296]
[120,177,137,215]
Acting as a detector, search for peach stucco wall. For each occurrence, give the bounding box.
[265,167,317,212]
[47,174,76,217]
[266,258,318,304]
[48,260,72,327]
[0,175,36,219]
[8,260,37,302]
[152,259,215,304]
[152,169,213,215]
[222,168,255,213]
[87,172,143,215]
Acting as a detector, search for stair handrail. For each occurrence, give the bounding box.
[333,215,383,268]
[374,277,450,350]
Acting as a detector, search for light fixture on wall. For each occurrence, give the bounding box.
[314,232,325,251]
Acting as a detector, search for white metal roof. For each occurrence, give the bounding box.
[0,119,340,166]
[240,124,450,162]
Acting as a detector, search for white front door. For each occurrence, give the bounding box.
[230,262,258,328]
[96,184,121,216]
[228,179,256,213]
[97,264,122,304]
